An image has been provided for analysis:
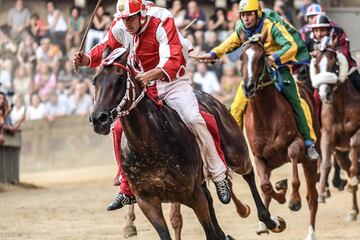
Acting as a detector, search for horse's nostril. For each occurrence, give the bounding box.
[98,112,109,124]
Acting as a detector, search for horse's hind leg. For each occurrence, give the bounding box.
[170,203,182,240]
[332,159,347,191]
[348,129,360,189]
[123,204,137,238]
[188,184,227,240]
[334,150,359,221]
[228,178,250,218]
[302,159,318,240]
[136,197,172,240]
[243,166,286,234]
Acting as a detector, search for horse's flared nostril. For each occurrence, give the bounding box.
[97,112,109,125]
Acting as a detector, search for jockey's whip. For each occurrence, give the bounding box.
[180,19,220,64]
[180,18,198,34]
[74,0,103,72]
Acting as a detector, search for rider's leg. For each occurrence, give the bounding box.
[230,81,248,129]
[280,67,320,160]
[163,79,231,204]
[348,69,360,93]
[107,119,136,211]
[299,97,317,143]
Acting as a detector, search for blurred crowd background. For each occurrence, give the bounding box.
[0,0,353,133]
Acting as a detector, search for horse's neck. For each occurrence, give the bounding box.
[120,97,154,142]
[247,75,282,126]
[326,80,357,116]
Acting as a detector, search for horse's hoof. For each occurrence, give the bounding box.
[347,177,359,191]
[226,235,235,240]
[345,209,358,222]
[239,204,251,218]
[333,179,347,191]
[123,224,137,238]
[275,179,288,191]
[256,221,269,235]
[325,187,331,198]
[288,200,302,212]
[269,216,286,233]
[317,194,326,203]
[304,226,316,240]
[304,233,317,240]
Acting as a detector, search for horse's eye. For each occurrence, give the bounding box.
[91,78,96,86]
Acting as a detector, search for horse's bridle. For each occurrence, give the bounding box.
[105,62,146,122]
[241,40,276,92]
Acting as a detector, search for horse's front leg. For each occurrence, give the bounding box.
[136,197,172,240]
[318,129,333,203]
[123,204,137,238]
[302,158,318,240]
[187,184,227,240]
[169,203,182,240]
[247,163,286,235]
[287,139,303,212]
[348,129,360,189]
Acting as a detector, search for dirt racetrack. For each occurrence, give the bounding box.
[0,164,359,240]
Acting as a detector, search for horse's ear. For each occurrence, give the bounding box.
[118,46,130,63]
[261,31,268,44]
[102,46,111,59]
[331,37,338,50]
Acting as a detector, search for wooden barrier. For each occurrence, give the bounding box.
[20,116,114,173]
[0,132,21,184]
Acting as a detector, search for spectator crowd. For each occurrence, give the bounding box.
[0,0,341,130]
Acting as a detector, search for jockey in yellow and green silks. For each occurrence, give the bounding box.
[198,0,320,160]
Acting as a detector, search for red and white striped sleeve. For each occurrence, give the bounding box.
[156,17,187,81]
[87,19,123,68]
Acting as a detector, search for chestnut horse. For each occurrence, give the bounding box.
[238,34,319,240]
[90,48,285,240]
[310,39,360,221]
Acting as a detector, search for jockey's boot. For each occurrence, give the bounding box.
[306,145,320,161]
[214,179,231,204]
[107,193,137,211]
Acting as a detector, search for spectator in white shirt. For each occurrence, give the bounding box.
[45,92,67,122]
[10,93,26,125]
[68,82,92,116]
[193,63,220,95]
[0,59,12,93]
[26,93,45,120]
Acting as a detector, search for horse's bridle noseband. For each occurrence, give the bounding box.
[241,40,276,92]
[103,61,146,122]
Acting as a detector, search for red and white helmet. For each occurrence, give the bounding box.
[305,4,324,17]
[116,0,147,18]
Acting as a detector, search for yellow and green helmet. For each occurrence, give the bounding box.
[238,0,262,17]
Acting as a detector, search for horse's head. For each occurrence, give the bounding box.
[90,47,140,135]
[310,37,349,103]
[239,32,268,98]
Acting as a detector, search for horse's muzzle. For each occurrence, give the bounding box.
[243,81,256,98]
[91,111,111,135]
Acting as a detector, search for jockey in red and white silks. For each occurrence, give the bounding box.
[81,1,231,210]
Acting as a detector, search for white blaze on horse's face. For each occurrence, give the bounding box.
[318,55,333,102]
[245,47,256,80]
[319,55,329,73]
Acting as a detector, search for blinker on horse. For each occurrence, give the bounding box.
[90,47,286,239]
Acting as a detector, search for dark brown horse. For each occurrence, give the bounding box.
[90,48,286,240]
[310,41,360,221]
[238,34,319,240]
